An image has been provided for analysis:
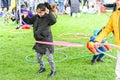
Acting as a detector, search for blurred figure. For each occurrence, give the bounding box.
[1,0,11,10]
[95,0,102,15]
[83,0,89,8]
[3,8,10,24]
[47,0,55,3]
[64,4,70,15]
[58,0,65,14]
[88,0,96,14]
[68,0,81,18]
[29,0,35,12]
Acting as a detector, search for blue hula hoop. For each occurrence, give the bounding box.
[25,52,68,64]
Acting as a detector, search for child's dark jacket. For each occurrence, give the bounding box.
[23,12,56,54]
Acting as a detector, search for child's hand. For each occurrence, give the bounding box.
[23,12,28,18]
[94,42,101,49]
[45,8,49,14]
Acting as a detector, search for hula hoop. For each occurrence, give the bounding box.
[71,43,119,60]
[95,43,120,60]
[96,48,117,60]
[55,46,69,50]
[36,41,84,47]
[25,52,68,64]
[71,54,93,60]
[106,43,120,48]
[72,43,118,60]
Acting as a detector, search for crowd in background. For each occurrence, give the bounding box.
[0,0,114,20]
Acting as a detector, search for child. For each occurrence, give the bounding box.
[3,8,10,24]
[87,29,111,65]
[22,3,57,78]
[10,8,34,29]
[94,0,120,79]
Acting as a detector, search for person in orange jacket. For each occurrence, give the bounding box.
[94,0,120,80]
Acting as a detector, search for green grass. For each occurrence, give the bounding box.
[0,12,116,80]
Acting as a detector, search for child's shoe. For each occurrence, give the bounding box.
[47,70,56,78]
[36,68,46,74]
[91,60,95,65]
[96,59,105,62]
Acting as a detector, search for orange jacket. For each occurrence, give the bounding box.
[95,10,120,47]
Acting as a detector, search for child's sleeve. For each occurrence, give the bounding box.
[90,36,96,42]
[95,14,113,42]
[86,41,98,54]
[22,15,35,25]
[104,41,111,50]
[47,12,57,25]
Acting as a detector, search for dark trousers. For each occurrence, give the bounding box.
[2,0,9,10]
[92,53,104,60]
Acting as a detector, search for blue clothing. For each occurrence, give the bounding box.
[47,0,55,3]
[58,1,64,13]
[90,35,107,52]
[92,53,104,60]
[0,11,3,17]
[90,29,107,60]
[1,0,11,9]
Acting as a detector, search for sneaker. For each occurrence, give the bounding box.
[91,60,95,65]
[96,59,105,62]
[47,70,56,78]
[36,68,46,74]
[16,26,20,29]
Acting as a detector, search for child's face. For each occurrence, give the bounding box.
[116,0,120,8]
[36,9,46,17]
[23,11,28,18]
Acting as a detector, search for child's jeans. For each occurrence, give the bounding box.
[116,50,120,80]
[92,53,104,60]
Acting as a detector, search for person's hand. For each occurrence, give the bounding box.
[94,42,101,49]
[45,8,49,14]
[23,12,28,18]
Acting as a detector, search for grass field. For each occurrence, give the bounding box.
[0,12,117,80]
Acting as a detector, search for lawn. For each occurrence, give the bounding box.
[0,12,116,80]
